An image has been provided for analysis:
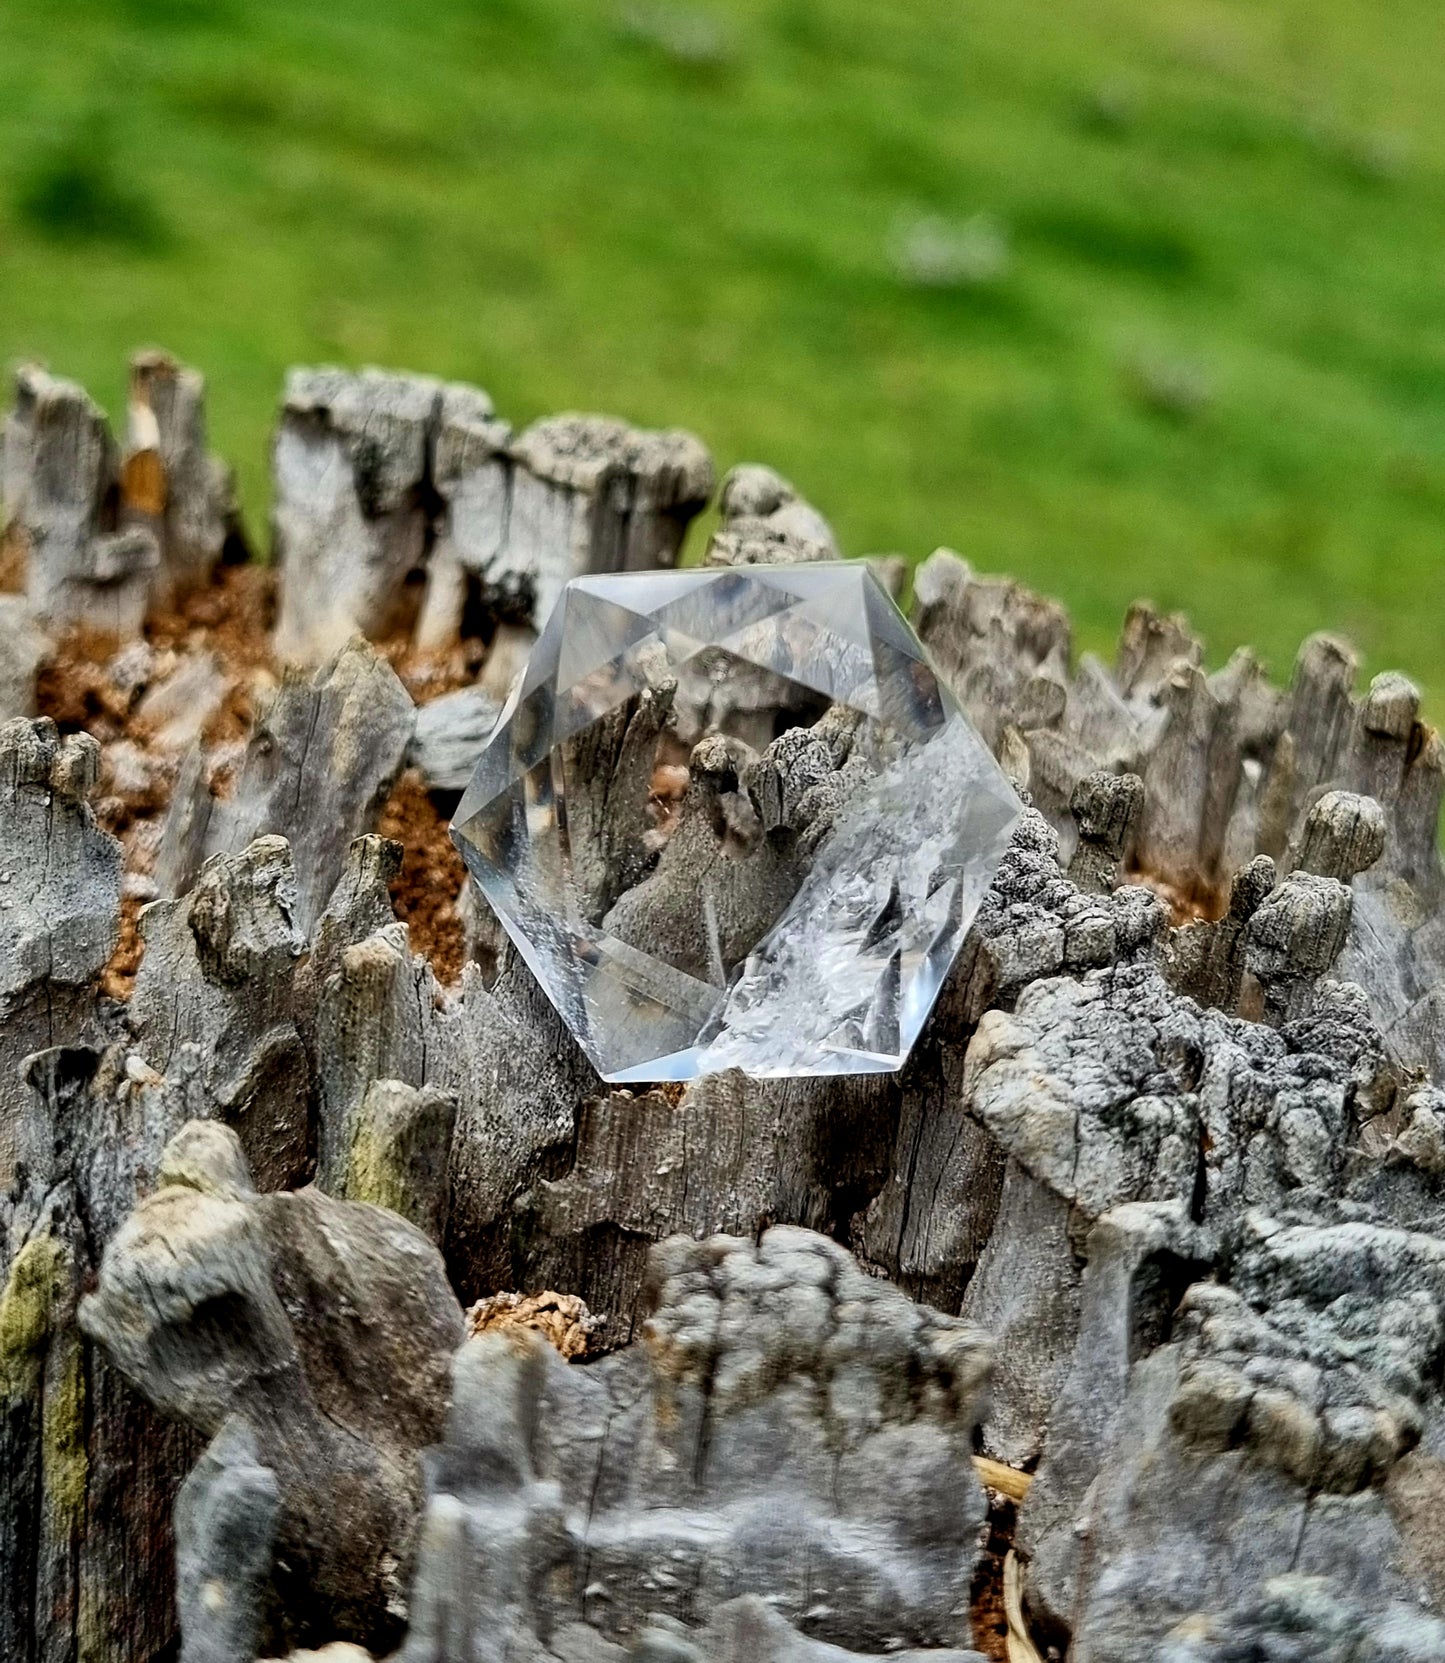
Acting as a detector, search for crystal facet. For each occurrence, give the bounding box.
[451,563,1021,1081]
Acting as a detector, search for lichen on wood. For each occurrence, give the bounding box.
[3,352,1445,1663]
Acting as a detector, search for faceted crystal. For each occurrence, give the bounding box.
[451,562,1021,1081]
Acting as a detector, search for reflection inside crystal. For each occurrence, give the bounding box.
[451,563,1020,1082]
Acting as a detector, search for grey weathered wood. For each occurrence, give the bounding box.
[174,1421,280,1663]
[0,719,118,1190]
[134,647,229,751]
[339,1078,457,1239]
[5,355,1445,1663]
[413,385,512,649]
[704,460,839,568]
[2,354,231,639]
[129,836,311,1190]
[405,685,500,792]
[294,832,404,1039]
[1067,768,1143,895]
[2,365,159,637]
[270,371,714,664]
[718,462,839,553]
[560,680,677,920]
[1166,853,1276,1012]
[0,595,46,721]
[2,1045,207,1663]
[904,553,1445,1086]
[124,350,239,605]
[911,548,1072,759]
[506,413,713,620]
[272,369,443,662]
[312,922,449,1195]
[528,1067,896,1344]
[1245,870,1354,1024]
[157,641,414,932]
[80,1121,465,1658]
[397,1229,992,1661]
[438,945,598,1302]
[474,619,534,702]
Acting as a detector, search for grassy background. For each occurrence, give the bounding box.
[1,0,1442,700]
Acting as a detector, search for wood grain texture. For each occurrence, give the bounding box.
[2,358,1445,1663]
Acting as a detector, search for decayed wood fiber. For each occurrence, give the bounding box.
[2,353,1445,1663]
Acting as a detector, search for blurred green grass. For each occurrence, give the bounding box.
[1,0,1443,699]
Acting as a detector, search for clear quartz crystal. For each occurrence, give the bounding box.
[451,563,1020,1082]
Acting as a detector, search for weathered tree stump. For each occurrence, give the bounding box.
[3,352,1445,1663]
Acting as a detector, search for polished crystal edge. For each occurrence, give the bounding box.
[451,562,1022,1081]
